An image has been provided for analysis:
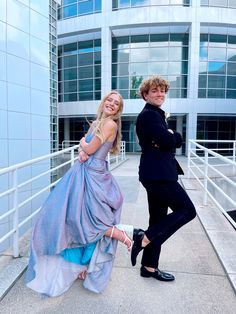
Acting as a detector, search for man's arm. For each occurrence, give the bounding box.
[140,111,182,150]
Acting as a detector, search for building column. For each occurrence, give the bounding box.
[188,0,200,99]
[64,118,70,148]
[176,116,183,156]
[101,1,112,96]
[186,113,197,155]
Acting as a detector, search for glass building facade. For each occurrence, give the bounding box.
[57,1,236,154]
[112,33,189,99]
[50,0,59,152]
[200,0,236,8]
[0,0,60,252]
[112,0,191,10]
[58,39,101,102]
[199,32,236,99]
[58,0,101,19]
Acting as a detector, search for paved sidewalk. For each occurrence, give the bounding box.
[0,155,236,314]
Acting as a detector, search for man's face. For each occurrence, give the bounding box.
[144,85,166,107]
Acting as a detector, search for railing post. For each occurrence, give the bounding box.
[71,149,75,166]
[122,141,125,160]
[187,140,191,178]
[12,169,19,258]
[233,141,236,174]
[203,150,208,205]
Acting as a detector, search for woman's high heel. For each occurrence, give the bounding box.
[110,225,133,251]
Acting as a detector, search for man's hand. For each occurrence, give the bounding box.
[168,129,174,134]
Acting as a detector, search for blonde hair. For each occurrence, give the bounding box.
[89,91,124,155]
[139,75,170,100]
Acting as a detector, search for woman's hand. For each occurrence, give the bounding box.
[78,150,89,163]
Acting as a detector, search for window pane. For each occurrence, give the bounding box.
[198,89,207,98]
[199,62,207,74]
[64,43,77,55]
[208,47,226,61]
[78,53,93,66]
[228,35,236,47]
[94,78,101,90]
[227,76,236,89]
[199,75,207,88]
[131,35,149,44]
[168,62,182,75]
[58,70,63,81]
[79,92,93,100]
[78,66,93,79]
[227,62,236,75]
[119,89,129,99]
[149,62,168,75]
[112,36,130,49]
[64,55,77,68]
[64,80,77,93]
[150,34,169,46]
[64,93,77,101]
[130,48,149,62]
[170,33,188,46]
[208,61,226,74]
[78,0,93,15]
[168,75,187,88]
[95,0,102,11]
[199,42,208,61]
[64,68,77,80]
[118,77,129,89]
[226,90,236,98]
[94,51,101,64]
[117,50,130,62]
[207,89,225,98]
[95,65,101,77]
[208,75,225,88]
[130,63,148,75]
[227,49,236,61]
[63,4,77,18]
[78,40,93,53]
[95,91,101,100]
[79,79,93,91]
[209,34,227,47]
[117,63,129,76]
[150,47,168,61]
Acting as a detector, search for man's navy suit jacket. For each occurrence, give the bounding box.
[136,103,184,182]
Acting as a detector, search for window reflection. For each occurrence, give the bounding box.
[112,33,189,99]
[58,38,101,102]
[59,0,101,20]
[198,32,236,98]
[200,0,236,8]
[112,0,190,9]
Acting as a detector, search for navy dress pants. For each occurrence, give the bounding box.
[141,180,196,269]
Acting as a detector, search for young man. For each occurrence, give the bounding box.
[131,75,196,282]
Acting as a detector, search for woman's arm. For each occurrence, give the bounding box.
[80,119,117,155]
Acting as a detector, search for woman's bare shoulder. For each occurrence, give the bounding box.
[103,118,117,130]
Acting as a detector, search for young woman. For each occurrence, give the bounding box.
[25,91,132,297]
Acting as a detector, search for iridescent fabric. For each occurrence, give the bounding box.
[25,133,123,297]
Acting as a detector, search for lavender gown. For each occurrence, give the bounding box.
[25,133,123,297]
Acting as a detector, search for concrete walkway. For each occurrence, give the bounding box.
[0,155,236,314]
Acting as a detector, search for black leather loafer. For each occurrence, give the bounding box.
[131,228,145,266]
[140,266,175,281]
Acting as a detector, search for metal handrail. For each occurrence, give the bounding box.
[188,139,236,229]
[0,142,126,257]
